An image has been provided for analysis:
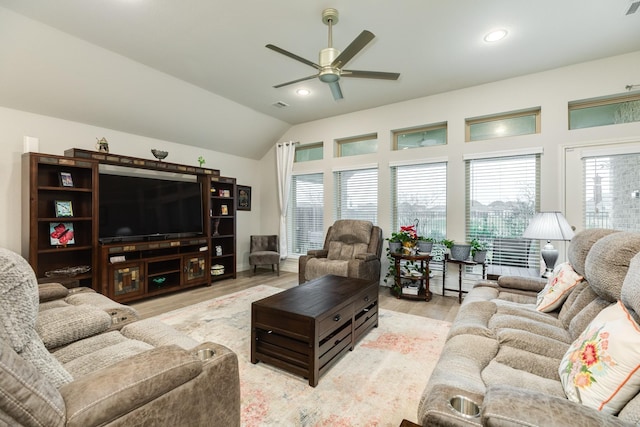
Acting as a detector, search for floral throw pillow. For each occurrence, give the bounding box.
[559,301,640,415]
[536,262,583,313]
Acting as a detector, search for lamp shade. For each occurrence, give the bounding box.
[523,212,574,241]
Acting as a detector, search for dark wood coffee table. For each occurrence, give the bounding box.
[251,274,379,386]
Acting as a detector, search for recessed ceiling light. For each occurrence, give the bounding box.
[296,88,311,96]
[484,29,508,43]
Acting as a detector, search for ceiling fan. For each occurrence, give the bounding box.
[266,8,400,100]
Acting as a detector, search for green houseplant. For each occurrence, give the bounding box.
[470,238,488,263]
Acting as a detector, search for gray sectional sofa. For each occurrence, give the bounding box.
[419,228,640,426]
[0,248,240,427]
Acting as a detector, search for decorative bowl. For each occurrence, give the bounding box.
[151,149,168,160]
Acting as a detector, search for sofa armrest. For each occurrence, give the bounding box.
[355,252,378,262]
[60,345,202,427]
[38,282,69,302]
[483,384,631,427]
[496,275,547,293]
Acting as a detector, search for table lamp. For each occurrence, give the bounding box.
[522,212,574,278]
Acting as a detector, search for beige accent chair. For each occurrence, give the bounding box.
[298,219,383,284]
[249,235,280,276]
[0,248,240,427]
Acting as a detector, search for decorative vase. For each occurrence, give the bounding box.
[418,241,433,253]
[389,242,401,253]
[450,244,471,261]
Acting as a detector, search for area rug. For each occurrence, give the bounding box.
[154,285,450,426]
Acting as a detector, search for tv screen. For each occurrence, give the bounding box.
[99,170,203,243]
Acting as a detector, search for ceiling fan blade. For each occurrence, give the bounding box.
[273,74,318,88]
[328,81,343,100]
[266,44,321,70]
[331,30,375,69]
[342,69,400,80]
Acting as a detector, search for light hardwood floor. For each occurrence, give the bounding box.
[130,269,461,322]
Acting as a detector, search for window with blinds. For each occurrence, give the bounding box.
[391,162,447,240]
[465,154,540,268]
[583,153,640,231]
[334,167,378,223]
[288,173,324,254]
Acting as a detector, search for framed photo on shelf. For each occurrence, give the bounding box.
[220,204,228,215]
[49,222,75,246]
[237,185,251,211]
[54,200,73,217]
[59,172,74,187]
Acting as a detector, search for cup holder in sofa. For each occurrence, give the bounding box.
[448,395,480,418]
[195,348,216,361]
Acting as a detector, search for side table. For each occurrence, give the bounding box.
[442,256,486,303]
[390,252,432,301]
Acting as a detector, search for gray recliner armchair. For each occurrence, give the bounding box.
[298,219,383,284]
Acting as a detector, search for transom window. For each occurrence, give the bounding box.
[569,93,640,130]
[335,133,378,157]
[295,142,323,162]
[392,123,447,150]
[466,108,541,142]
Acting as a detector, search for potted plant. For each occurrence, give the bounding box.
[450,240,472,261]
[470,238,488,263]
[417,236,435,253]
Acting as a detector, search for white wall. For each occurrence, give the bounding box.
[1,106,264,272]
[261,51,640,276]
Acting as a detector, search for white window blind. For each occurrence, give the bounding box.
[288,173,324,254]
[334,168,378,223]
[583,153,640,231]
[465,154,540,268]
[391,162,447,240]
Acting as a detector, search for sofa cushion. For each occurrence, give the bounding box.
[584,231,640,302]
[567,228,619,276]
[328,220,373,245]
[36,304,112,349]
[327,241,368,260]
[536,262,583,313]
[38,282,69,303]
[304,258,349,281]
[559,301,640,415]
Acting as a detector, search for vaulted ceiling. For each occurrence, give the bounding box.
[1,1,639,159]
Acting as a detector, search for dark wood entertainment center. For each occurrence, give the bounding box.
[22,149,238,302]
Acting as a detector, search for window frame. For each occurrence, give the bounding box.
[568,92,640,130]
[294,142,323,163]
[465,108,541,142]
[335,133,378,157]
[464,152,541,269]
[287,172,325,255]
[392,122,447,150]
[333,166,379,223]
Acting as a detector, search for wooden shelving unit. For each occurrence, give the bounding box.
[24,149,237,302]
[209,176,237,281]
[22,153,99,288]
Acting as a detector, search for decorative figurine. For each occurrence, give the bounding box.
[198,156,206,167]
[96,137,109,153]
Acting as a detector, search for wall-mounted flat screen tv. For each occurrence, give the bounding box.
[99,165,203,243]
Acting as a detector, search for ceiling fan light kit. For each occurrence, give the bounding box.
[266,8,400,100]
